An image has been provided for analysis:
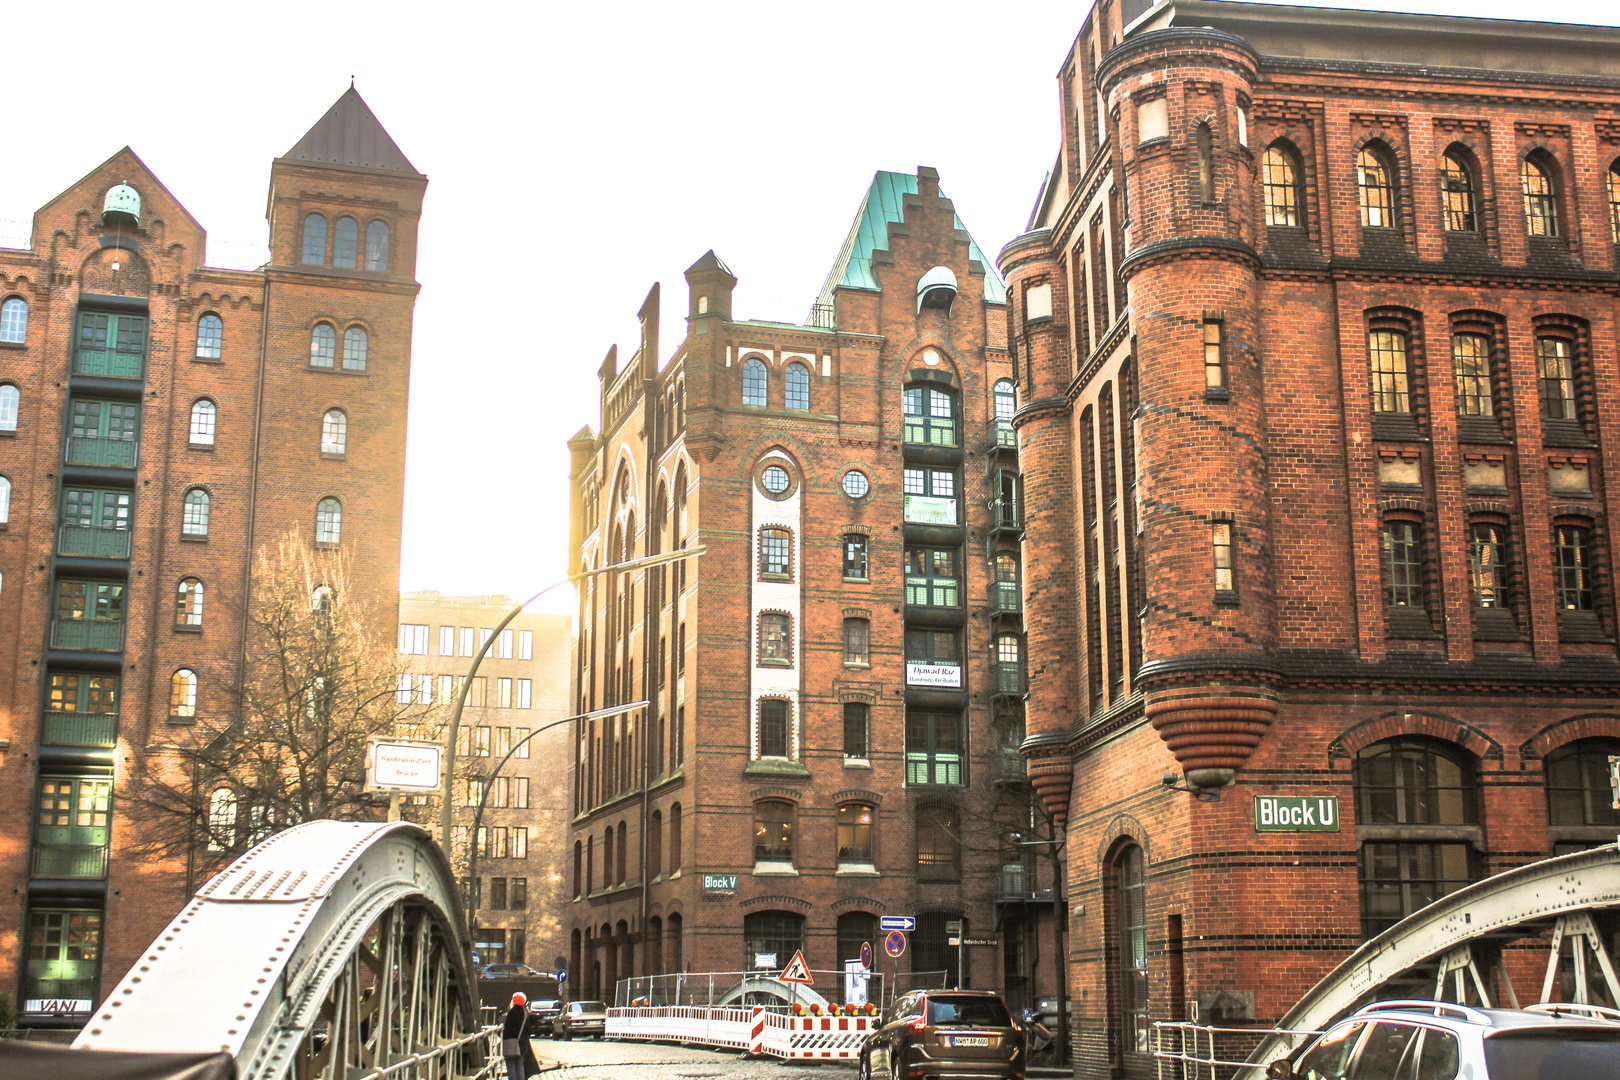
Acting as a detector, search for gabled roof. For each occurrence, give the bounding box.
[811,170,1006,316]
[280,87,422,177]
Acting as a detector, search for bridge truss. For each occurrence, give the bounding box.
[73,820,497,1080]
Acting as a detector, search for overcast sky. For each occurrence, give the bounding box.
[2,0,1616,613]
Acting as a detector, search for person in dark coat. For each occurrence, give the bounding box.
[502,992,541,1078]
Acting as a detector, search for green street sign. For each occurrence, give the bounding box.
[1255,796,1340,832]
[702,873,738,893]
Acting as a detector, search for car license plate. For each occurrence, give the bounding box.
[953,1036,991,1047]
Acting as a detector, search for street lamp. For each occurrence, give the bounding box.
[437,545,705,847]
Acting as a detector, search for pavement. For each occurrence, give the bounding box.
[530,1036,1074,1078]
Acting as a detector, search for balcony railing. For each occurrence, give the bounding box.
[58,525,132,559]
[73,349,144,379]
[997,747,1027,782]
[51,619,125,652]
[32,843,109,879]
[992,581,1022,615]
[21,975,98,1007]
[991,497,1021,533]
[993,420,1016,449]
[995,662,1025,696]
[65,435,137,468]
[905,752,961,786]
[43,710,118,747]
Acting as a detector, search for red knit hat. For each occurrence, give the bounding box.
[512,992,527,1006]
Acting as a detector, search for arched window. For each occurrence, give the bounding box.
[572,841,583,898]
[759,526,791,577]
[993,378,1017,446]
[843,702,869,760]
[1114,844,1148,1057]
[648,809,663,877]
[1536,336,1577,420]
[182,489,210,536]
[1607,162,1620,243]
[1196,121,1214,202]
[1261,144,1302,227]
[0,297,27,343]
[994,552,1020,612]
[0,474,9,524]
[743,911,803,972]
[916,804,961,881]
[315,498,342,546]
[0,383,16,431]
[1356,147,1396,228]
[759,613,791,663]
[836,912,879,969]
[758,699,791,758]
[1355,737,1479,936]
[333,216,359,268]
[1440,149,1478,232]
[310,584,335,612]
[742,357,767,406]
[301,214,327,265]
[207,788,237,851]
[1520,153,1559,237]
[669,803,683,870]
[1451,333,1492,418]
[310,323,336,367]
[836,802,874,863]
[1367,330,1410,415]
[843,618,870,665]
[190,399,217,445]
[365,221,390,272]
[176,578,204,626]
[616,820,627,884]
[1380,517,1425,611]
[1546,738,1620,853]
[1468,522,1507,610]
[170,669,198,718]
[321,409,347,455]
[196,314,223,359]
[600,828,612,889]
[342,327,368,371]
[903,384,958,446]
[995,633,1023,694]
[784,362,810,410]
[1554,523,1595,612]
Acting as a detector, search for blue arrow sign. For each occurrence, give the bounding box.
[557,969,568,984]
[879,916,916,932]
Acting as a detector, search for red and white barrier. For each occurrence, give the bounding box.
[608,1006,875,1060]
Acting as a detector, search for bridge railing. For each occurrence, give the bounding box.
[613,968,887,1011]
[1152,1022,1322,1080]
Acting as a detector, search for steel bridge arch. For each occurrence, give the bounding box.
[74,820,488,1080]
[1240,845,1620,1075]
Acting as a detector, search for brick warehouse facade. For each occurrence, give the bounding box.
[563,169,1059,1012]
[394,594,573,976]
[996,1,1620,1074]
[0,88,424,1026]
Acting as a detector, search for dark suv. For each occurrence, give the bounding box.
[860,990,1022,1080]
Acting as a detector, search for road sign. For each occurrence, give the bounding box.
[860,941,873,969]
[885,931,907,958]
[962,938,999,947]
[557,969,568,984]
[880,916,916,932]
[780,950,813,984]
[365,738,443,794]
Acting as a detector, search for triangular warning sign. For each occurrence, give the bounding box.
[780,949,813,984]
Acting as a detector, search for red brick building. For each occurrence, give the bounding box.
[564,169,1060,1012]
[0,88,424,1026]
[997,0,1620,1073]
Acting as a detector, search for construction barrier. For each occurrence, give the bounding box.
[608,1005,876,1060]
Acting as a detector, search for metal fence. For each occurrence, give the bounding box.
[614,968,889,1012]
[1152,1021,1322,1080]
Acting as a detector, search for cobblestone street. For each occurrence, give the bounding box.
[534,1036,858,1079]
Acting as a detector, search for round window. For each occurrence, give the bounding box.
[761,465,791,494]
[842,470,870,499]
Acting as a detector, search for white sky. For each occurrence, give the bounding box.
[2,0,1616,613]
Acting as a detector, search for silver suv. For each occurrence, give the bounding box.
[1268,1000,1620,1079]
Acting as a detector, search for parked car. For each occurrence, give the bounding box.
[528,998,562,1034]
[552,1000,608,1040]
[859,990,1022,1079]
[480,963,542,979]
[1267,999,1620,1079]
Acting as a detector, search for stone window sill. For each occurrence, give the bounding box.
[1215,590,1239,607]
[844,661,871,670]
[189,442,214,452]
[759,658,792,668]
[191,356,223,365]
[174,623,203,634]
[836,863,879,878]
[321,451,346,460]
[1204,388,1230,403]
[753,861,799,877]
[844,757,871,770]
[180,533,209,543]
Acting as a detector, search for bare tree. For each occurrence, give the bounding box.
[124,533,449,875]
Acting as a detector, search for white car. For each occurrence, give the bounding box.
[1268,1000,1620,1079]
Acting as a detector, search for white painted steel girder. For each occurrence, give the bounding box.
[72,820,477,1079]
[1241,845,1620,1076]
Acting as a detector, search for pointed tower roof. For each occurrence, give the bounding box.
[810,170,1005,318]
[685,249,735,279]
[281,86,422,176]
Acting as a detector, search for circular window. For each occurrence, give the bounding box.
[923,349,941,367]
[761,465,791,494]
[842,470,870,499]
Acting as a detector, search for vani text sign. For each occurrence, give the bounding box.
[1255,796,1340,832]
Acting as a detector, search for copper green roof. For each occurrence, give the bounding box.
[810,170,1006,318]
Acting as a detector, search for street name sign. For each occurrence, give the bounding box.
[1254,795,1339,832]
[880,916,916,931]
[365,739,442,794]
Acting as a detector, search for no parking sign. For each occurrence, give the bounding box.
[884,931,906,958]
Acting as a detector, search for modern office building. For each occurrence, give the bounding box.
[0,88,425,1026]
[395,592,572,974]
[997,1,1620,1074]
[563,168,1059,1011]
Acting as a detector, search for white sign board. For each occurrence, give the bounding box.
[904,495,958,526]
[907,663,962,688]
[27,999,91,1013]
[367,739,443,793]
[754,952,777,970]
[844,960,869,1006]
